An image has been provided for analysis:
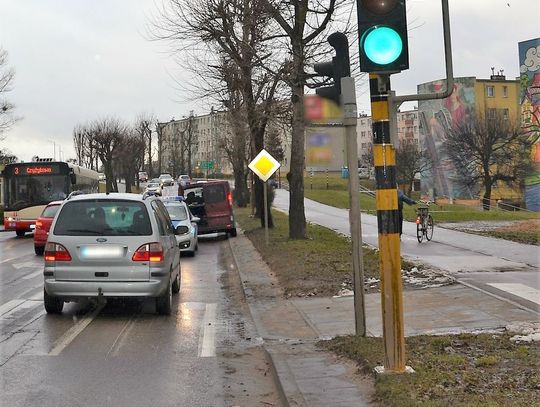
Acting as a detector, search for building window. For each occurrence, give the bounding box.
[487,108,497,119]
[503,109,509,120]
[503,86,508,98]
[486,86,494,97]
[361,131,366,138]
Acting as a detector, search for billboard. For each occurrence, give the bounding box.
[417,78,476,199]
[304,95,343,125]
[519,38,540,211]
[305,126,346,171]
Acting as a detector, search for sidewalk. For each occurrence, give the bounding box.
[229,232,539,407]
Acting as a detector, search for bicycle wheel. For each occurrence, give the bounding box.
[416,218,424,243]
[425,214,434,241]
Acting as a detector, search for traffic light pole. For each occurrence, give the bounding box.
[342,77,366,337]
[370,73,411,374]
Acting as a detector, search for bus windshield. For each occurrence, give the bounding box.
[5,174,69,210]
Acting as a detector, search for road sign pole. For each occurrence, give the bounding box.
[342,77,366,337]
[370,73,407,373]
[264,181,269,245]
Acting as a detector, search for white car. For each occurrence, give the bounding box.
[159,173,175,187]
[144,182,162,195]
[178,174,191,187]
[161,197,199,256]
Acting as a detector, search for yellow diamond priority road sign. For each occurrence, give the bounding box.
[248,149,281,182]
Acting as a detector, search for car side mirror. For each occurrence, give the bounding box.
[175,225,189,235]
[191,216,200,223]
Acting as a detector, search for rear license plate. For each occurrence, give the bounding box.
[80,245,124,259]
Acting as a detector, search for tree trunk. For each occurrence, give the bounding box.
[233,166,249,207]
[483,178,492,211]
[288,42,307,239]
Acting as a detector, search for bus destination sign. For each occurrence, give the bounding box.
[12,164,61,176]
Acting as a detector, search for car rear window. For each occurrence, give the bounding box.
[41,204,61,218]
[204,185,226,204]
[54,200,152,236]
[163,203,188,221]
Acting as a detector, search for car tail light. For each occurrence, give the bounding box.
[36,220,43,229]
[227,191,233,206]
[132,243,164,262]
[44,242,72,262]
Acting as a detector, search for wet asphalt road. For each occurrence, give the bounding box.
[0,231,278,407]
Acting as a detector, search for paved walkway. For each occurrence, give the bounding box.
[229,231,539,406]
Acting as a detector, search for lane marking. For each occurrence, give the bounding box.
[487,283,540,305]
[48,304,104,356]
[199,303,217,358]
[0,299,26,317]
[22,270,42,280]
[0,256,20,265]
[12,261,40,270]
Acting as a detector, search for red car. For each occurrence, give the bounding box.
[34,201,63,255]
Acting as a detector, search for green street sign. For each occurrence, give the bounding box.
[200,160,214,170]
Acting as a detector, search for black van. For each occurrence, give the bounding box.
[183,180,237,237]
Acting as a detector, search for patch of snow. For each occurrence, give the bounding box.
[333,288,354,298]
[506,322,540,342]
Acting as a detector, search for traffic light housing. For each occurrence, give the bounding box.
[357,0,409,73]
[313,32,351,105]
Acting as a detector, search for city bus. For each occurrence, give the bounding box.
[2,158,100,236]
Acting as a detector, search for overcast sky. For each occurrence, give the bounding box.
[0,0,538,163]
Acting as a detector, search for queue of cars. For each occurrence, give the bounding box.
[33,174,237,315]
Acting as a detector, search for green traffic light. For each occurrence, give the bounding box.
[363,26,403,65]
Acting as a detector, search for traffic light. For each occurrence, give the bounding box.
[357,0,409,73]
[313,32,351,105]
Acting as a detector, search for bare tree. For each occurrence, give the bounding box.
[118,131,146,193]
[396,141,432,196]
[0,148,17,164]
[134,113,156,178]
[88,117,129,193]
[0,48,18,136]
[260,0,349,238]
[182,112,197,176]
[444,111,531,210]
[152,0,286,228]
[73,124,99,170]
[156,121,166,175]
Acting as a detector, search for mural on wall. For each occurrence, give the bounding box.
[417,78,476,199]
[519,38,540,211]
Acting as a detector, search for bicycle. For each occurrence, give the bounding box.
[415,200,434,243]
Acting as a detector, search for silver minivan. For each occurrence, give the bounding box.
[43,193,181,315]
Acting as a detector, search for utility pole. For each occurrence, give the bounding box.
[314,32,366,336]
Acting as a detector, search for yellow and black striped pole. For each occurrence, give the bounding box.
[370,73,406,373]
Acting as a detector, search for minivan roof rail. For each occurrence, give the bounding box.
[66,190,85,200]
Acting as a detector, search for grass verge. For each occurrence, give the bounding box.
[235,206,417,297]
[320,333,539,407]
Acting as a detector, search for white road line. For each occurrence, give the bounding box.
[22,270,42,280]
[48,304,104,356]
[487,283,540,305]
[0,299,26,317]
[0,256,20,265]
[199,303,217,358]
[12,261,40,270]
[28,291,43,301]
[0,300,39,321]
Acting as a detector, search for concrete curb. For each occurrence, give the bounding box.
[227,232,291,407]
